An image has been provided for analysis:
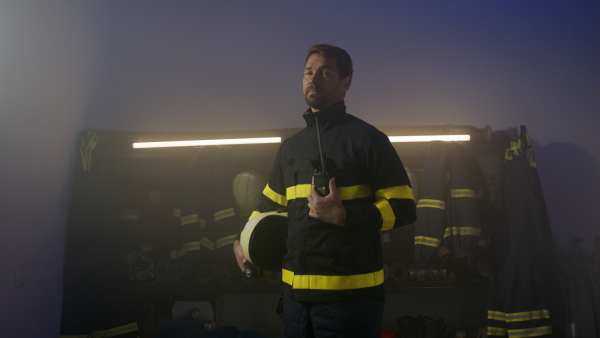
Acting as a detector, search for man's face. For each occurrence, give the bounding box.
[303,53,351,112]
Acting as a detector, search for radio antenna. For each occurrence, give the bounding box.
[314,116,328,174]
[312,116,329,196]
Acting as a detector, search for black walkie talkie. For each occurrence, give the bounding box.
[312,115,329,196]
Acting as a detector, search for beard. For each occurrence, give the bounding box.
[304,86,329,110]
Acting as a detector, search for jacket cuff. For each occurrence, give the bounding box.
[344,204,381,230]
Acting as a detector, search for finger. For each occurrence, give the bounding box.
[307,189,314,201]
[328,177,337,196]
[309,186,320,200]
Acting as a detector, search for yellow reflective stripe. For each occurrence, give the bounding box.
[506,309,551,322]
[180,214,198,225]
[285,184,373,201]
[180,214,207,228]
[60,335,88,338]
[183,241,202,251]
[200,236,215,250]
[338,184,373,200]
[269,183,409,204]
[287,184,312,200]
[487,309,552,337]
[375,185,413,200]
[505,140,524,160]
[216,234,238,249]
[282,268,384,290]
[437,246,450,258]
[488,310,506,320]
[248,210,261,220]
[170,247,187,259]
[381,232,391,243]
[371,185,416,231]
[374,199,395,230]
[173,208,181,217]
[443,226,481,238]
[93,322,138,337]
[287,184,372,201]
[486,326,507,336]
[451,189,476,198]
[264,184,287,206]
[415,236,441,247]
[417,199,446,210]
[214,208,235,221]
[508,326,552,337]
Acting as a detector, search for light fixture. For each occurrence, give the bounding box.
[388,134,471,143]
[133,125,486,148]
[132,137,282,149]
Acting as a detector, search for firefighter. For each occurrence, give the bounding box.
[233,44,416,337]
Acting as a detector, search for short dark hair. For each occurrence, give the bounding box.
[306,44,353,79]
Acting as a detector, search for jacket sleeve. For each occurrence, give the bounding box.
[345,131,417,231]
[247,145,288,221]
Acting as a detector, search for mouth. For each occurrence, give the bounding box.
[306,86,321,95]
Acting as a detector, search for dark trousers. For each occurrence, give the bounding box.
[282,296,384,338]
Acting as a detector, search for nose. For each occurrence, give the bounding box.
[308,73,321,85]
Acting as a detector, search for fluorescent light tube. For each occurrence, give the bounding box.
[133,137,282,149]
[388,134,471,143]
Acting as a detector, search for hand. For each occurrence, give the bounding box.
[233,239,252,272]
[307,177,347,226]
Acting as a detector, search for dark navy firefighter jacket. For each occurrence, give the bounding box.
[250,100,417,303]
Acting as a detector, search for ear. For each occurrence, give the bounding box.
[341,76,352,93]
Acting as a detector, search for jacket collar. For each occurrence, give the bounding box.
[302,100,346,128]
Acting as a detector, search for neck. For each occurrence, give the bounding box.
[309,98,346,113]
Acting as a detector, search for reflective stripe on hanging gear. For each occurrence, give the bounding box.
[443,226,482,238]
[214,208,235,221]
[505,126,536,168]
[200,236,215,251]
[215,234,237,249]
[173,208,181,217]
[505,140,524,161]
[76,130,98,172]
[520,125,536,168]
[180,214,206,227]
[450,189,477,198]
[415,235,441,248]
[417,199,446,210]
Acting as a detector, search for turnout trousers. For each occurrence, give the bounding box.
[282,295,384,338]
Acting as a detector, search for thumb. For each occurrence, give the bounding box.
[329,177,337,195]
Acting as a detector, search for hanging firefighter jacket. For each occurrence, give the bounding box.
[414,141,448,266]
[414,141,489,267]
[60,130,139,338]
[170,147,215,280]
[212,170,259,276]
[170,147,244,281]
[486,126,565,337]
